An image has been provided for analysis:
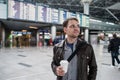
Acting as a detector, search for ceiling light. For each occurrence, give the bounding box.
[29,26,38,29]
[22,30,27,32]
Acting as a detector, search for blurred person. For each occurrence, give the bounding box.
[108,33,120,68]
[51,18,97,80]
[49,38,53,46]
[15,37,19,47]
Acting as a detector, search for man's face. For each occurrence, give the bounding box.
[64,20,80,38]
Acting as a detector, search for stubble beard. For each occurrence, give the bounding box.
[69,35,78,39]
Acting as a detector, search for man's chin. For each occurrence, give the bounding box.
[71,36,78,38]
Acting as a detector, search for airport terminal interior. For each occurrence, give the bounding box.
[0,0,120,80]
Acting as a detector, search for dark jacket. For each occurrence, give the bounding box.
[108,37,120,53]
[51,39,97,80]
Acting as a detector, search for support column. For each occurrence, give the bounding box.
[2,27,5,47]
[81,0,92,42]
[36,31,39,47]
[51,26,56,41]
[83,2,89,42]
[85,29,89,42]
[0,23,2,48]
[83,2,89,15]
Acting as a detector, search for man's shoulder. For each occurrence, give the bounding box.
[54,40,65,47]
[77,38,92,47]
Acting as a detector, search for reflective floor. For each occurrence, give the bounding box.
[0,44,120,80]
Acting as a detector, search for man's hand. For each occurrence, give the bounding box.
[56,66,65,76]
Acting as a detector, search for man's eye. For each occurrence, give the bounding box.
[71,25,74,28]
[68,24,80,28]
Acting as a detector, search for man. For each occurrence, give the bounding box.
[51,18,97,80]
[108,33,120,68]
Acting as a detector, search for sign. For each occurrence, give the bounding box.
[59,9,67,24]
[0,3,7,19]
[46,7,52,23]
[38,6,47,22]
[8,0,35,20]
[81,14,89,27]
[51,8,59,23]
[67,12,76,18]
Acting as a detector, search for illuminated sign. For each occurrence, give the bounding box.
[51,8,59,23]
[59,9,67,24]
[38,6,47,22]
[8,0,35,21]
[82,14,89,27]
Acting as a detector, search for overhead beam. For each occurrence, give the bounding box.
[105,8,119,21]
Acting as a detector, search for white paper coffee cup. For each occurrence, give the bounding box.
[60,60,68,73]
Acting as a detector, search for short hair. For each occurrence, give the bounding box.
[63,18,79,28]
[113,33,117,38]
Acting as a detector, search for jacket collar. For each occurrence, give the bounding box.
[55,38,87,48]
[55,40,65,48]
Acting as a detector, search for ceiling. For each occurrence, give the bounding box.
[32,0,120,24]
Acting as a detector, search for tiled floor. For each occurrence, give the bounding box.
[0,45,120,80]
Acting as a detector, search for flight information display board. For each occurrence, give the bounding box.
[51,8,59,23]
[81,14,89,27]
[8,0,23,19]
[67,12,76,18]
[0,3,7,19]
[38,5,47,22]
[8,0,35,21]
[8,0,89,27]
[76,13,82,27]
[23,2,35,20]
[59,9,67,24]
[46,7,52,23]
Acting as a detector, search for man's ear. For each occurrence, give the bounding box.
[63,27,67,33]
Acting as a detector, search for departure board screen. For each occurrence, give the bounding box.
[46,7,52,23]
[67,12,76,18]
[8,0,89,27]
[38,6,47,22]
[8,0,23,19]
[23,2,28,20]
[23,2,35,20]
[0,3,7,19]
[51,8,59,23]
[8,0,35,21]
[76,13,82,27]
[70,12,76,18]
[59,9,67,24]
[82,14,89,27]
